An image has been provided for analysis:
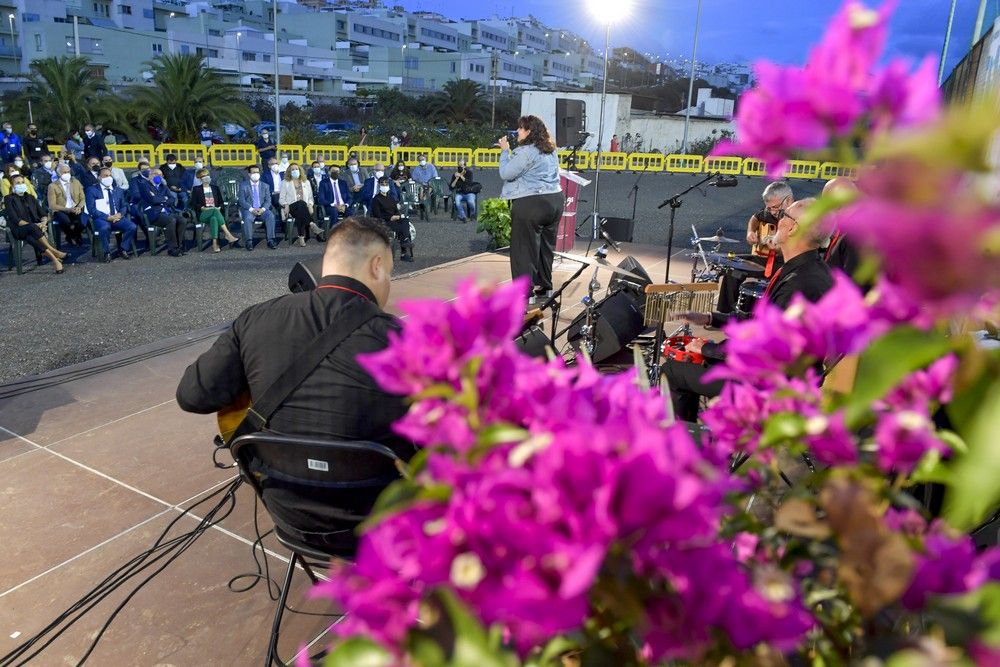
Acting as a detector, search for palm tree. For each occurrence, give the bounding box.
[127,53,257,143]
[425,79,488,124]
[24,56,108,138]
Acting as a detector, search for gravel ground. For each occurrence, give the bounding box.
[0,172,824,384]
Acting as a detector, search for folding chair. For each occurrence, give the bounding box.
[229,432,403,666]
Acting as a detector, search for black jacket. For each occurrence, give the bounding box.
[81,132,107,160]
[4,192,45,226]
[371,193,400,223]
[176,275,412,456]
[190,183,225,216]
[23,135,47,164]
[162,164,187,191]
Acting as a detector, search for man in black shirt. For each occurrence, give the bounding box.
[663,197,834,422]
[161,153,190,210]
[176,216,411,456]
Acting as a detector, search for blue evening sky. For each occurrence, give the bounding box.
[401,0,988,79]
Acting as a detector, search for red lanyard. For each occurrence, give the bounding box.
[317,285,370,301]
[764,266,784,298]
[824,231,842,262]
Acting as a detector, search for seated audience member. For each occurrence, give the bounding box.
[409,154,438,186]
[359,162,398,213]
[85,166,137,262]
[80,156,102,189]
[102,155,129,190]
[1,163,36,198]
[343,156,366,201]
[176,216,414,548]
[192,168,240,252]
[138,166,186,257]
[663,198,835,422]
[308,160,325,197]
[238,164,277,250]
[450,158,478,223]
[161,153,190,210]
[390,159,410,183]
[47,164,88,246]
[12,155,31,182]
[5,174,67,273]
[279,162,321,246]
[263,156,283,217]
[370,176,413,262]
[34,153,59,189]
[318,165,352,228]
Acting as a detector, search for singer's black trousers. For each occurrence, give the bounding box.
[510,191,564,293]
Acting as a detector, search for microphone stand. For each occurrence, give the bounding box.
[656,171,718,284]
[627,170,646,225]
[537,261,588,348]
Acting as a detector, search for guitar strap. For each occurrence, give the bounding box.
[763,250,776,278]
[232,298,380,441]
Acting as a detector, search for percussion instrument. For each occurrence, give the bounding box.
[642,283,720,326]
[735,279,766,316]
[702,252,766,275]
[662,335,705,365]
[695,233,740,244]
[553,251,646,281]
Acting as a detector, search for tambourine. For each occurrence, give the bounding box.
[662,335,705,364]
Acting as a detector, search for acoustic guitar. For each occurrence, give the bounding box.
[752,218,778,277]
[217,390,251,447]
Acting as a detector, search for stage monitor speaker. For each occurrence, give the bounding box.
[600,217,634,243]
[565,291,645,362]
[607,255,653,307]
[555,98,586,148]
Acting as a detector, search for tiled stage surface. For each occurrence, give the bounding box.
[0,242,691,666]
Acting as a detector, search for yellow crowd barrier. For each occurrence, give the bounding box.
[819,162,858,180]
[156,143,207,165]
[47,144,65,157]
[589,151,628,171]
[742,158,766,177]
[209,144,257,167]
[108,144,156,168]
[626,153,665,172]
[665,154,704,173]
[703,156,743,175]
[473,148,502,168]
[392,147,433,165]
[305,144,350,165]
[784,160,821,179]
[556,150,591,170]
[275,144,304,165]
[433,147,473,168]
[351,145,391,167]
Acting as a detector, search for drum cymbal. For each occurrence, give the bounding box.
[695,234,741,244]
[702,251,766,274]
[553,252,645,281]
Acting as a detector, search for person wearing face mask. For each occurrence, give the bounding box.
[32,154,58,196]
[11,156,31,182]
[1,163,36,198]
[360,162,398,214]
[343,158,366,198]
[161,153,190,210]
[80,157,102,189]
[47,164,88,247]
[138,166,186,256]
[389,160,410,183]
[263,156,284,219]
[85,166,137,262]
[317,165,353,230]
[238,164,278,250]
[255,129,277,164]
[370,177,413,262]
[102,156,129,190]
[81,123,108,161]
[23,124,47,166]
[449,158,479,223]
[5,174,67,273]
[0,122,22,164]
[410,154,440,219]
[279,162,317,247]
[199,123,215,149]
[64,132,84,161]
[191,168,239,252]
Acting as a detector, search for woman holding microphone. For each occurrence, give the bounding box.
[498,115,564,301]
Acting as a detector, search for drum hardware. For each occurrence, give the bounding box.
[657,171,722,283]
[735,279,766,317]
[695,232,740,244]
[641,283,720,388]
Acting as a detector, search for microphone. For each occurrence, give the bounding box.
[599,223,621,252]
[709,175,739,188]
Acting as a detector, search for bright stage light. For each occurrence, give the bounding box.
[586,0,633,24]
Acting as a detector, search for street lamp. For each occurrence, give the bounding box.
[7,14,15,76]
[681,0,703,154]
[235,31,242,93]
[585,0,632,246]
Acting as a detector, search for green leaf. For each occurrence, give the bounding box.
[363,478,419,528]
[321,637,393,667]
[943,378,1000,529]
[842,327,953,426]
[759,412,806,447]
[431,589,520,667]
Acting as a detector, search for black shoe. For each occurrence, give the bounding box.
[119,251,132,260]
[246,244,254,251]
[167,248,181,257]
[180,246,188,255]
[102,252,112,263]
[267,241,277,249]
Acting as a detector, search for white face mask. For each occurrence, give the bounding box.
[60,172,72,182]
[194,161,203,170]
[378,186,390,195]
[313,167,322,174]
[13,160,22,167]
[349,164,358,172]
[290,169,300,179]
[318,162,325,169]
[166,163,177,169]
[85,130,94,137]
[43,161,52,170]
[270,164,280,173]
[100,176,114,187]
[249,172,261,182]
[280,158,289,167]
[13,183,27,194]
[418,160,427,166]
[374,170,384,179]
[201,175,211,185]
[261,133,269,140]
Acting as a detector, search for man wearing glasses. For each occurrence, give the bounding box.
[716,181,793,313]
[664,197,834,423]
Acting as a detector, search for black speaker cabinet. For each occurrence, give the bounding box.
[565,291,645,362]
[555,98,586,148]
[600,217,634,243]
[606,255,652,307]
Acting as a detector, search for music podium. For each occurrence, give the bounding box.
[557,169,591,252]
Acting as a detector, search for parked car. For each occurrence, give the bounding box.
[254,121,276,134]
[223,123,248,140]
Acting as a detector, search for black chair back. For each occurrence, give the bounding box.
[230,433,403,558]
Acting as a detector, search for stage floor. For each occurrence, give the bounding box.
[0,242,691,665]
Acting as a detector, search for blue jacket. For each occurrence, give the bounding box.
[0,131,22,162]
[82,132,108,160]
[359,176,399,209]
[138,178,177,213]
[85,183,127,223]
[317,177,353,208]
[237,178,273,215]
[499,144,562,201]
[410,162,439,185]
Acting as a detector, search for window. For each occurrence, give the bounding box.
[262,53,271,62]
[152,43,163,53]
[242,51,255,61]
[22,13,40,22]
[404,56,417,70]
[143,9,154,19]
[34,34,41,51]
[208,29,221,36]
[419,27,456,44]
[336,20,345,30]
[450,62,456,73]
[118,5,132,15]
[351,23,400,41]
[296,58,304,65]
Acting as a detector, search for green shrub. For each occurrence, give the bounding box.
[475,198,511,249]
